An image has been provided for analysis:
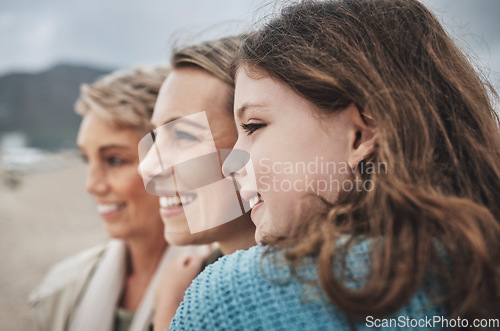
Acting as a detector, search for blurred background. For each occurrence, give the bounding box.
[0,0,499,329]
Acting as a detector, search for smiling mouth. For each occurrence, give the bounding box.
[97,202,126,214]
[249,193,263,209]
[159,193,197,209]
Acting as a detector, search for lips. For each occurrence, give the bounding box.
[240,189,263,206]
[239,189,264,223]
[158,192,198,218]
[97,202,126,214]
[159,192,197,209]
[248,194,263,209]
[96,202,127,221]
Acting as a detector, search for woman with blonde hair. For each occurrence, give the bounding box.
[30,66,193,331]
[169,0,500,329]
[137,36,256,329]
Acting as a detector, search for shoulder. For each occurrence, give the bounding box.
[29,242,108,304]
[170,245,349,330]
[169,246,262,330]
[170,242,447,330]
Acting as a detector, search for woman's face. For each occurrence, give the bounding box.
[77,112,163,240]
[229,68,362,243]
[140,66,245,245]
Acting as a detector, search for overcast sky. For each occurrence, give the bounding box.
[1,0,499,89]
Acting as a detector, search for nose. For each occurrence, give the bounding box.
[138,143,165,180]
[85,163,108,196]
[222,148,250,178]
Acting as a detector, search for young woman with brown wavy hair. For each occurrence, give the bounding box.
[168,0,500,329]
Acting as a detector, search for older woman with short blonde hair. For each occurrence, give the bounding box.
[30,66,196,331]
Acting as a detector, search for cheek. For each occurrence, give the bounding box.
[212,119,238,150]
[270,189,298,215]
[113,169,152,202]
[262,191,298,237]
[214,135,238,158]
[130,179,161,223]
[175,152,222,191]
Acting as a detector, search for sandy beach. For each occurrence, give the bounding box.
[0,154,107,330]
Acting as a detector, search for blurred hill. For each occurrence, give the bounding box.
[0,64,112,150]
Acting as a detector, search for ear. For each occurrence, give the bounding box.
[345,103,377,169]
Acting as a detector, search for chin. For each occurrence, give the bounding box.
[104,224,128,240]
[163,231,200,245]
[165,229,214,247]
[254,230,264,244]
[164,232,191,245]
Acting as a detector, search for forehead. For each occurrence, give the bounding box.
[77,111,140,148]
[152,66,232,127]
[234,67,286,97]
[234,68,286,110]
[234,66,324,126]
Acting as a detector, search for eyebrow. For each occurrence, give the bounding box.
[77,144,132,155]
[98,145,131,153]
[156,117,208,130]
[235,103,266,120]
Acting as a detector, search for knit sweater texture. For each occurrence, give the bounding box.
[169,243,447,330]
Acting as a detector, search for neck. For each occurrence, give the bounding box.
[125,232,167,277]
[217,214,256,255]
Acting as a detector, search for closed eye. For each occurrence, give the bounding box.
[107,157,128,166]
[175,129,199,141]
[241,123,266,136]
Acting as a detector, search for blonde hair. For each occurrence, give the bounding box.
[172,36,245,112]
[75,66,169,132]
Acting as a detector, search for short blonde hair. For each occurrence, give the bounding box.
[172,36,244,112]
[75,66,169,132]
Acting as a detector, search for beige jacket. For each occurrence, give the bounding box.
[29,241,202,331]
[29,243,107,331]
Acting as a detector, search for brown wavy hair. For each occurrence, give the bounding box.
[238,0,500,324]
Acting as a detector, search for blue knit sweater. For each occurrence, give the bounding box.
[169,243,447,330]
